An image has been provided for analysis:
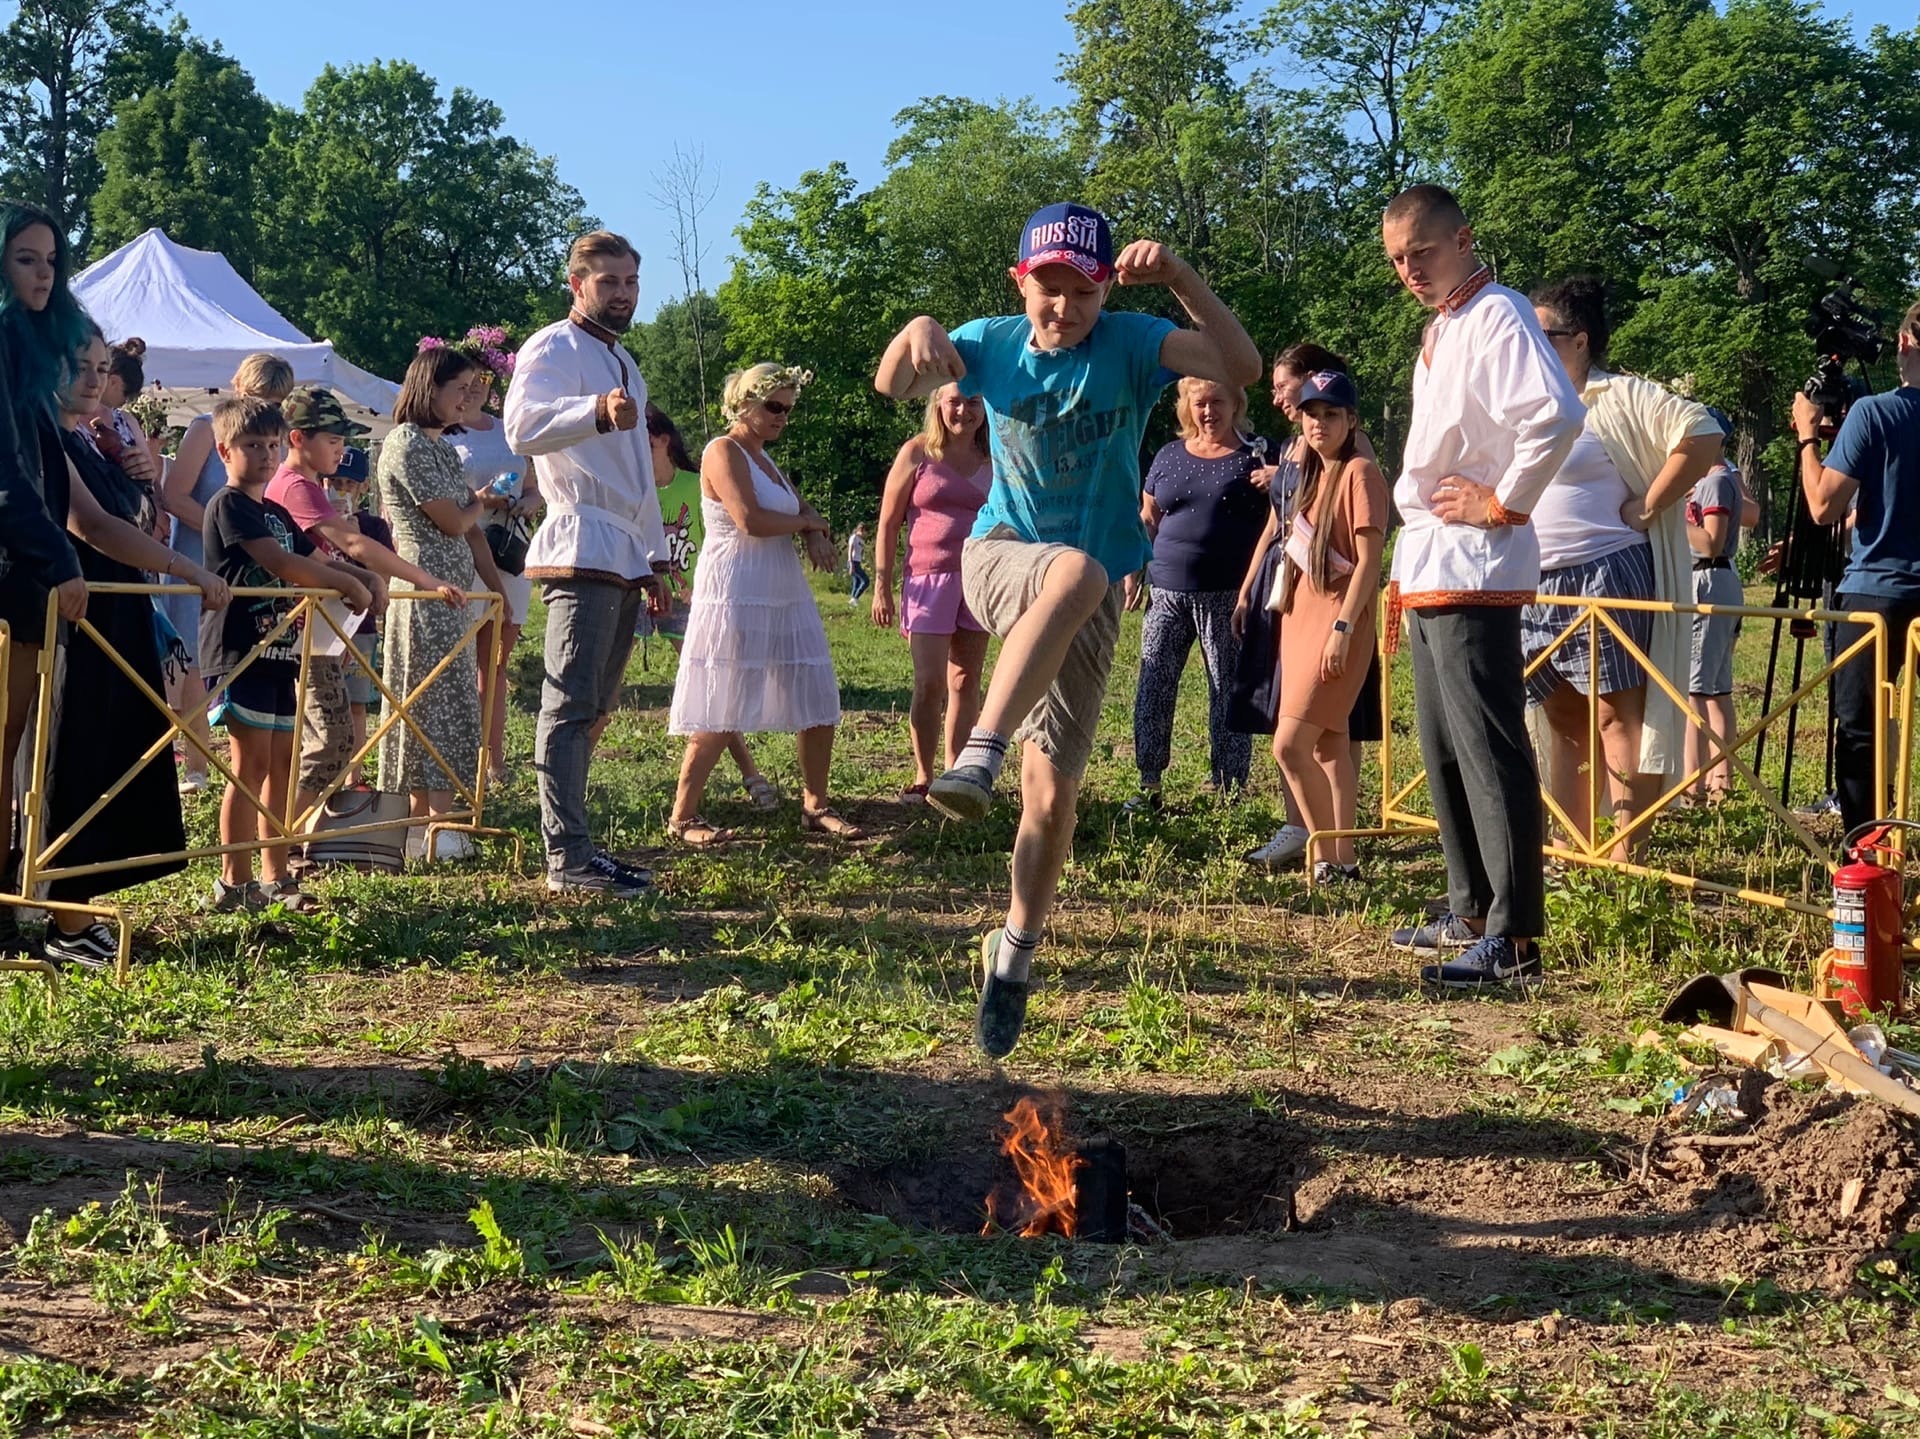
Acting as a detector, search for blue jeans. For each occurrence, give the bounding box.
[536,578,645,871]
[849,562,870,601]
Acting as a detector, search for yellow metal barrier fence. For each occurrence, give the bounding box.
[1308,593,1901,921]
[0,617,61,989]
[1,582,519,984]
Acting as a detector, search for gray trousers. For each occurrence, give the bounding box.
[1132,586,1249,788]
[536,578,645,871]
[1408,606,1544,938]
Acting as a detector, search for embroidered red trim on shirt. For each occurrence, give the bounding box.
[1419,265,1496,366]
[1438,266,1495,316]
[1487,498,1529,527]
[1384,580,1536,655]
[1400,588,1535,609]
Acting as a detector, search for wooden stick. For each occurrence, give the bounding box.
[1736,987,1920,1119]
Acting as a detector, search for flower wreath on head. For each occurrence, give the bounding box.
[725,365,814,423]
[418,324,518,412]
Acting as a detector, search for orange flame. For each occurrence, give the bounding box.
[983,1095,1083,1238]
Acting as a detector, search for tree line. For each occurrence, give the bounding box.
[1,0,591,378]
[634,0,1920,536]
[9,0,1918,539]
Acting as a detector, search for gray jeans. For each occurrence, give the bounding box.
[1408,605,1544,938]
[536,578,645,871]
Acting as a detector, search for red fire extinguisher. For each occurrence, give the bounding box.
[1831,822,1915,1017]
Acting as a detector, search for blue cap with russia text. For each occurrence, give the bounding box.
[1016,203,1114,284]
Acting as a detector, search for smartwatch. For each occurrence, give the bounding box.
[1332,619,1351,634]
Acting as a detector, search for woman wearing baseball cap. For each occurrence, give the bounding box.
[1270,370,1388,885]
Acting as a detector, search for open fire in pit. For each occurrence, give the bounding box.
[982,1094,1132,1242]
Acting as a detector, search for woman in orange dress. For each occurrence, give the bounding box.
[1274,370,1388,884]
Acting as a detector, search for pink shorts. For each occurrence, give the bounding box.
[901,570,984,636]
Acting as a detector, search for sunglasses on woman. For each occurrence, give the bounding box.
[761,399,792,416]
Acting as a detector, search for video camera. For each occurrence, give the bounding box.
[1802,261,1886,427]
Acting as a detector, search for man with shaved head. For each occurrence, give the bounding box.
[1379,183,1585,991]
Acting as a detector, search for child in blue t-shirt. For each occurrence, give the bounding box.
[874,202,1260,1058]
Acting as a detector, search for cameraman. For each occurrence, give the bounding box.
[1793,299,1920,832]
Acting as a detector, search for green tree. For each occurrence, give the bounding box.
[1250,0,1461,458]
[254,60,590,377]
[1609,0,1916,530]
[716,163,900,530]
[0,0,164,246]
[90,38,277,270]
[627,291,731,442]
[1257,0,1456,197]
[1063,0,1242,275]
[1412,0,1635,284]
[875,96,1083,331]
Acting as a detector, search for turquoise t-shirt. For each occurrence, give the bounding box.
[952,309,1178,580]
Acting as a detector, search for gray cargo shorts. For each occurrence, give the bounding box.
[961,526,1123,782]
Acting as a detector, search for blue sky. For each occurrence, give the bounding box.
[172,0,1914,319]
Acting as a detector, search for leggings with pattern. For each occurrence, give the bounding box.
[1132,586,1250,789]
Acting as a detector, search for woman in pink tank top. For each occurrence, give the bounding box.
[871,384,993,802]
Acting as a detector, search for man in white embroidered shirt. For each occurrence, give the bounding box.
[504,231,668,897]
[1379,184,1585,990]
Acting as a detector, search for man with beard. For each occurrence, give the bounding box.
[504,231,668,895]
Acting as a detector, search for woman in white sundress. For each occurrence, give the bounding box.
[666,364,863,844]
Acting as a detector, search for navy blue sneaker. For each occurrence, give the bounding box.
[1390,911,1479,955]
[975,932,1029,1059]
[929,764,997,823]
[1421,934,1544,990]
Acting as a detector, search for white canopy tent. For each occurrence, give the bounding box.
[72,228,400,413]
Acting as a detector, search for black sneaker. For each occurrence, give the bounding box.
[1121,788,1164,816]
[607,854,654,888]
[1311,861,1363,886]
[44,922,116,972]
[548,851,649,897]
[1390,911,1479,955]
[1420,934,1544,991]
[928,764,997,823]
[975,932,1029,1060]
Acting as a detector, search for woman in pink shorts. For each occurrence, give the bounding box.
[871,384,993,802]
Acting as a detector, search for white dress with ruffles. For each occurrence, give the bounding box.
[668,442,841,735]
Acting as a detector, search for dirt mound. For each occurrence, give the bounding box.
[1739,1082,1920,1286]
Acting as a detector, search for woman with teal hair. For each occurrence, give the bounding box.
[0,203,230,966]
[0,200,90,950]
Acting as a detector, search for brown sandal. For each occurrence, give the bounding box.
[667,816,733,847]
[801,806,867,841]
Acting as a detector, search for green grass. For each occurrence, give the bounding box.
[2,574,1917,1437]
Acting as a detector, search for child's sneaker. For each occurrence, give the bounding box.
[44,922,117,971]
[975,932,1030,1059]
[1245,824,1310,868]
[928,764,997,823]
[1420,934,1544,991]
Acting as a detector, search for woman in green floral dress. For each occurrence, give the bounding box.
[376,346,507,859]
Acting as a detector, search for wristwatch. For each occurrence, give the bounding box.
[1332,619,1351,634]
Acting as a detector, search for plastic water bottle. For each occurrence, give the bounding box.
[490,471,518,498]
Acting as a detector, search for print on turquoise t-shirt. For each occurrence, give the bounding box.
[952,309,1178,580]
